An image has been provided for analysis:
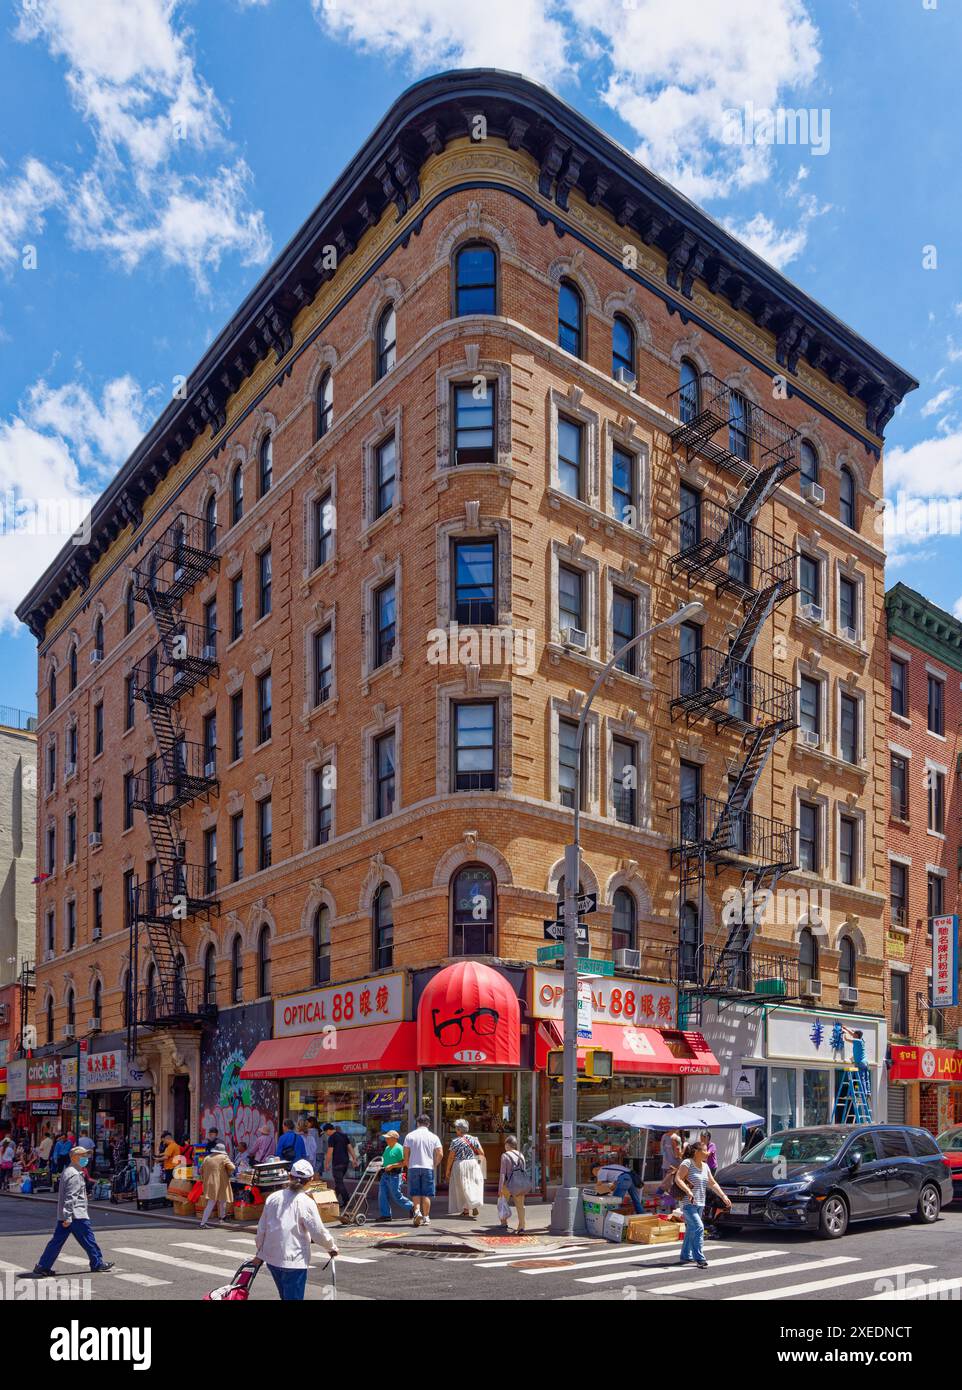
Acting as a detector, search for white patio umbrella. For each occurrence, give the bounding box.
[589,1099,676,1128]
[671,1100,764,1129]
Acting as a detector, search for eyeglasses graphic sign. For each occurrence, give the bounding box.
[417,960,521,1067]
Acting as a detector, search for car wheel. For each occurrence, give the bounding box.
[817,1194,849,1239]
[912,1183,941,1224]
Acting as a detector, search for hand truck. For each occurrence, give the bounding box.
[337,1157,382,1225]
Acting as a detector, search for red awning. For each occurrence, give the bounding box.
[240,1022,417,1079]
[536,1022,720,1076]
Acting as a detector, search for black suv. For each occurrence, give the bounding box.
[710,1124,953,1239]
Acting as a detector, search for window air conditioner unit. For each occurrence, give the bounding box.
[565,628,589,654]
[65,762,76,778]
[202,643,217,662]
[839,985,859,1004]
[802,978,822,999]
[614,367,637,389]
[801,729,820,748]
[801,603,823,624]
[88,832,102,847]
[92,928,102,941]
[842,625,858,642]
[63,1024,75,1039]
[614,948,642,970]
[90,1016,101,1031]
[204,760,216,779]
[90,650,103,665]
[801,481,825,506]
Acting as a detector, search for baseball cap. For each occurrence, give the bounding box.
[290,1159,314,1180]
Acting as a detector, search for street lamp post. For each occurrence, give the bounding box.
[549,600,704,1236]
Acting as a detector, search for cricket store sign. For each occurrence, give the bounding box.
[531,970,677,1028]
[275,972,405,1038]
[26,1058,61,1101]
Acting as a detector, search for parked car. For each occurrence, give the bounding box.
[709,1124,952,1239]
[936,1125,962,1199]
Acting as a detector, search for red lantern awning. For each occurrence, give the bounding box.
[417,961,521,1067]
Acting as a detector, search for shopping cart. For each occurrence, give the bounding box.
[338,1157,382,1225]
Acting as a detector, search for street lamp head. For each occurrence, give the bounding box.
[663,600,704,628]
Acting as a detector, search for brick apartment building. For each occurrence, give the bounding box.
[885,583,962,1134]
[14,70,915,1178]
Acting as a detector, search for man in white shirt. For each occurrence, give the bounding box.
[403,1114,443,1227]
[254,1159,338,1300]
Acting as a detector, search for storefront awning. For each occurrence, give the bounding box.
[889,1043,962,1083]
[240,1022,417,1079]
[536,1023,720,1076]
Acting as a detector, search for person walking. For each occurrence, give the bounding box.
[199,1142,236,1228]
[378,1130,414,1222]
[0,1135,15,1191]
[305,1117,322,1173]
[445,1118,485,1218]
[673,1138,731,1269]
[275,1119,307,1166]
[403,1114,443,1226]
[50,1133,72,1177]
[32,1146,114,1277]
[253,1158,338,1301]
[498,1135,530,1232]
[323,1124,357,1209]
[301,1119,318,1174]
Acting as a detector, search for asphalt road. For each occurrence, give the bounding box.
[1,1196,961,1303]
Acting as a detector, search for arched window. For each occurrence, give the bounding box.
[231,935,244,1004]
[612,888,636,954]
[839,936,857,989]
[125,584,136,635]
[257,925,272,997]
[679,358,700,424]
[839,466,856,529]
[316,370,333,441]
[203,945,217,1005]
[373,884,393,970]
[48,669,57,714]
[376,305,397,380]
[259,433,273,498]
[231,463,244,525]
[451,865,495,955]
[68,645,78,691]
[204,492,218,551]
[94,615,104,658]
[558,279,583,358]
[455,243,496,316]
[680,901,701,982]
[612,315,635,379]
[800,440,819,488]
[313,906,331,986]
[46,995,54,1044]
[799,926,819,988]
[92,979,102,1027]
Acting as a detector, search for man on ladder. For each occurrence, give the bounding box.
[836,1026,872,1123]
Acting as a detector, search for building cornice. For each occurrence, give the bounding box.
[17,67,916,640]
[886,581,962,671]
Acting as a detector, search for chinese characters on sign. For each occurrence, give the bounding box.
[931,915,959,1009]
[531,970,677,1028]
[274,973,405,1038]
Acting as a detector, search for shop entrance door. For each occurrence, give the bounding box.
[436,1072,519,1185]
[172,1075,190,1142]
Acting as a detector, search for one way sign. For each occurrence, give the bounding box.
[544,919,589,948]
[557,891,598,916]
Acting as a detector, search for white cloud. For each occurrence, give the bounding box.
[886,431,962,498]
[13,0,271,287]
[0,159,64,266]
[921,385,957,418]
[722,210,809,271]
[23,375,150,480]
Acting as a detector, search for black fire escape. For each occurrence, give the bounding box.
[666,374,801,1021]
[126,512,220,1058]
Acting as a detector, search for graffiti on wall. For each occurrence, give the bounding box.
[200,1002,277,1158]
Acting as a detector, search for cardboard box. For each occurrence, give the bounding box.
[603,1211,628,1243]
[171,1199,195,1217]
[233,1202,262,1222]
[630,1219,684,1245]
[582,1193,620,1237]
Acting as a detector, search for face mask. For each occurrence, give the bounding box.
[77,1157,89,1168]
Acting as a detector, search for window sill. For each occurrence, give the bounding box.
[434,462,516,491]
[361,653,403,696]
[891,713,911,728]
[926,829,946,840]
[253,612,272,632]
[360,504,403,549]
[926,729,947,742]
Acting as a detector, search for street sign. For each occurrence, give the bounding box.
[577,980,593,1041]
[733,1068,757,1098]
[557,891,597,916]
[576,958,615,978]
[537,943,565,963]
[543,920,589,949]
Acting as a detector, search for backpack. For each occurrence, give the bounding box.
[504,1151,531,1196]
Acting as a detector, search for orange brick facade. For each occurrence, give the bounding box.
[17,72,914,1141]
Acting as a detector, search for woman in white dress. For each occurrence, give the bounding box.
[445,1118,485,1217]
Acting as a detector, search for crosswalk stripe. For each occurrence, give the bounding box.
[519,1243,734,1276]
[580,1249,786,1286]
[112,1246,242,1279]
[114,1272,171,1288]
[473,1243,587,1265]
[646,1255,856,1294]
[727,1263,936,1300]
[863,1276,962,1301]
[174,1239,376,1266]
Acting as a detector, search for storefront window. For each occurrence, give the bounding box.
[771,1067,797,1132]
[803,1068,831,1126]
[438,1070,517,1182]
[450,866,495,955]
[547,1075,674,1186]
[285,1074,409,1174]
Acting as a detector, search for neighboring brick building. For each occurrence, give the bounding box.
[885,583,962,1133]
[0,709,37,988]
[15,71,915,1174]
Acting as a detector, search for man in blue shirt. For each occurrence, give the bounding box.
[275,1120,307,1164]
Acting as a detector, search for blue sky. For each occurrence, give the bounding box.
[2,0,961,714]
